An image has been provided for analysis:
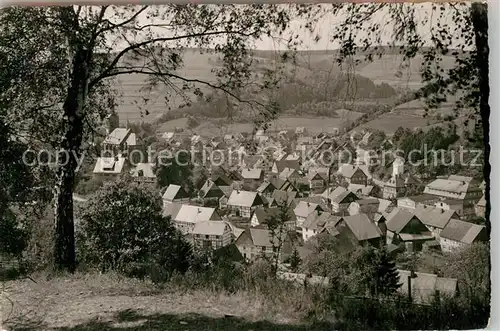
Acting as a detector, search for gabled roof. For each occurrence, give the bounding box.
[294,201,322,219]
[103,128,136,146]
[399,194,440,203]
[303,211,340,231]
[279,167,300,179]
[93,157,126,174]
[274,160,301,173]
[271,190,297,207]
[440,219,486,244]
[130,163,155,178]
[414,205,458,229]
[322,186,347,201]
[173,205,220,224]
[338,164,367,179]
[341,214,382,241]
[162,202,183,218]
[307,171,327,181]
[200,180,225,199]
[241,168,262,180]
[398,269,458,305]
[331,191,359,204]
[211,173,233,187]
[348,183,374,196]
[162,184,190,201]
[227,190,264,208]
[425,177,477,194]
[192,221,229,236]
[476,194,486,207]
[257,180,277,194]
[386,208,419,233]
[252,207,296,225]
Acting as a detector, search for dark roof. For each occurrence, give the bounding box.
[386,208,418,233]
[341,214,382,241]
[440,219,486,244]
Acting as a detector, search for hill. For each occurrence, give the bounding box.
[108,48,458,125]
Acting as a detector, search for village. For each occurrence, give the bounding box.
[82,113,489,305]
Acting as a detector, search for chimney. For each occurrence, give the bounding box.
[114,156,118,162]
[441,209,444,213]
[198,208,202,214]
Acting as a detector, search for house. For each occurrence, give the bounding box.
[257,179,281,199]
[250,207,296,231]
[302,211,340,242]
[129,163,156,183]
[241,168,263,185]
[199,179,225,202]
[192,221,233,251]
[383,175,406,199]
[330,190,359,215]
[102,128,137,155]
[397,194,441,210]
[162,184,190,207]
[348,198,380,219]
[414,205,459,239]
[227,190,266,218]
[337,164,368,185]
[398,269,458,305]
[335,214,384,248]
[211,172,233,187]
[279,167,301,181]
[348,183,376,197]
[423,175,482,217]
[434,199,466,219]
[235,227,294,261]
[308,171,327,194]
[272,160,301,174]
[93,156,127,180]
[385,208,434,252]
[164,203,221,235]
[267,190,298,208]
[439,219,488,252]
[475,194,486,218]
[293,201,323,229]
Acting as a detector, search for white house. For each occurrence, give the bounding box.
[93,156,127,180]
[192,221,233,251]
[166,204,221,235]
[293,201,323,230]
[227,190,266,218]
[302,211,339,242]
[439,219,488,252]
[162,184,190,208]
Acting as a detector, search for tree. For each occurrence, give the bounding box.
[325,2,490,227]
[373,248,401,297]
[79,179,192,280]
[265,202,292,277]
[289,247,301,272]
[1,5,308,271]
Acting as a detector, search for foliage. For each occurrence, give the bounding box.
[79,180,193,281]
[289,247,302,272]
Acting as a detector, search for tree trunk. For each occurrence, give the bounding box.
[471,3,490,229]
[53,48,89,272]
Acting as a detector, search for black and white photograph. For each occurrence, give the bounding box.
[0,3,491,330]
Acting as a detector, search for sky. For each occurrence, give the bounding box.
[98,3,463,52]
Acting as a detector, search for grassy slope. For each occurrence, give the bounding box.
[2,273,327,331]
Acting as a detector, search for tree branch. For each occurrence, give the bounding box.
[89,29,253,89]
[96,6,149,36]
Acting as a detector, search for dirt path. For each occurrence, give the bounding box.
[1,274,304,331]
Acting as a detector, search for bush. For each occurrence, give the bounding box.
[78,180,193,282]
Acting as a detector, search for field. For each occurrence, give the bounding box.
[110,48,457,126]
[159,111,364,137]
[1,273,325,331]
[355,114,437,135]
